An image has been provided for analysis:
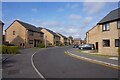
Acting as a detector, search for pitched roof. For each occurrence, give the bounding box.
[44,28,60,37]
[16,20,44,34]
[57,33,67,39]
[74,38,81,40]
[0,20,4,25]
[37,27,43,31]
[98,8,120,24]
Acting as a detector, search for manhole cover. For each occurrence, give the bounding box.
[8,69,20,75]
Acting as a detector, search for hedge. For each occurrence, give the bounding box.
[1,45,19,54]
[37,43,45,48]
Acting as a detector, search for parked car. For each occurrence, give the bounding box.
[73,44,79,48]
[78,44,95,50]
[7,44,15,46]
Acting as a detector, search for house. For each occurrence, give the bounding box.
[0,20,4,45]
[73,38,82,45]
[86,8,120,56]
[67,38,73,45]
[5,20,44,48]
[56,33,67,45]
[40,28,60,46]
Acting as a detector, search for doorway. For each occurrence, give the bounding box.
[95,42,98,50]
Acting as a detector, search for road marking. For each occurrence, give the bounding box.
[31,50,46,80]
[65,51,120,70]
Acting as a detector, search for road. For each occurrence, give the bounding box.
[33,46,118,78]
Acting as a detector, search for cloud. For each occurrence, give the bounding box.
[66,3,80,9]
[83,2,106,15]
[69,14,81,21]
[83,16,93,24]
[31,8,38,12]
[58,3,80,12]
[41,21,62,27]
[58,8,64,12]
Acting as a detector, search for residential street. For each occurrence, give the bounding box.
[33,46,118,78]
[2,46,119,79]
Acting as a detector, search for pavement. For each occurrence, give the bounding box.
[67,48,119,70]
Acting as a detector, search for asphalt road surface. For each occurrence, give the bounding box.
[33,46,119,78]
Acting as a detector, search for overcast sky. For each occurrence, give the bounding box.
[2,2,118,39]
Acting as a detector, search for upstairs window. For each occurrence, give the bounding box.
[40,33,43,37]
[103,40,110,47]
[102,23,110,31]
[29,40,33,44]
[29,31,34,36]
[117,20,120,29]
[115,39,120,47]
[13,31,15,35]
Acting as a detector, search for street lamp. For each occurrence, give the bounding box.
[45,36,47,48]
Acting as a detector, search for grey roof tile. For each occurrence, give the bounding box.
[57,33,67,39]
[98,8,120,24]
[16,20,44,34]
[44,28,60,37]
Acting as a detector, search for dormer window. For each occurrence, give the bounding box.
[13,31,15,35]
[102,23,110,31]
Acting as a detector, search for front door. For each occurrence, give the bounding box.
[34,40,36,47]
[95,42,98,50]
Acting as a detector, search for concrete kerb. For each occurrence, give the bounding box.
[65,51,120,70]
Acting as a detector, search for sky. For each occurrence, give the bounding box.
[2,2,119,39]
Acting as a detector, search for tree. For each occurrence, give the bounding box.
[68,36,73,40]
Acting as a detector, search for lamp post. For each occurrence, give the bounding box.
[45,36,47,48]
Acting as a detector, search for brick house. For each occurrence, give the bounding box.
[73,38,82,45]
[57,33,67,45]
[67,38,73,45]
[40,28,60,46]
[86,8,120,56]
[0,20,4,45]
[5,20,44,48]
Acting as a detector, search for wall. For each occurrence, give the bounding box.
[5,21,26,47]
[41,29,54,45]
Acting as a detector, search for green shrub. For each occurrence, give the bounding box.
[59,43,64,46]
[37,43,45,48]
[48,43,52,45]
[118,47,120,56]
[2,45,19,54]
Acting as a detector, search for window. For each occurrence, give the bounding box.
[29,40,33,44]
[103,40,110,47]
[102,23,110,31]
[29,31,34,36]
[115,39,120,47]
[40,33,43,37]
[117,20,120,29]
[13,31,15,35]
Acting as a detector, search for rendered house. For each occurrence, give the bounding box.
[57,33,67,45]
[5,20,44,48]
[40,28,60,46]
[86,8,120,56]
